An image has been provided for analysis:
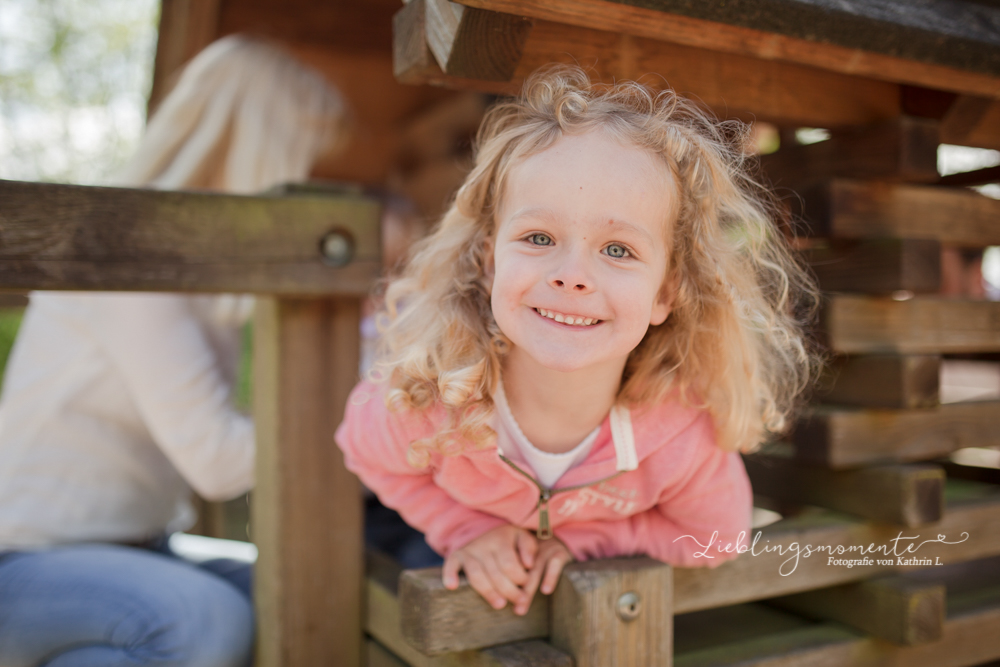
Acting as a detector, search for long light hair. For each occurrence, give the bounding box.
[118,35,349,192]
[378,67,819,463]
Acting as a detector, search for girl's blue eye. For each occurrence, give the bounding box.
[529,233,553,246]
[604,243,629,258]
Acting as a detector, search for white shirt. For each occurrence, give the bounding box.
[0,292,255,549]
[492,383,599,489]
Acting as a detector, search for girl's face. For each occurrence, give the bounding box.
[488,130,675,377]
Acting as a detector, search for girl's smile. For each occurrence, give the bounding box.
[488,129,677,379]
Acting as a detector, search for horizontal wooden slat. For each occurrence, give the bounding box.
[390,484,1000,652]
[768,575,945,645]
[803,179,1000,246]
[458,0,1000,102]
[0,180,381,295]
[817,354,941,410]
[395,7,901,128]
[761,117,940,192]
[793,401,1000,469]
[804,239,941,296]
[744,450,943,526]
[824,296,1000,355]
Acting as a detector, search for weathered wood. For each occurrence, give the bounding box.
[394,12,901,128]
[367,552,571,667]
[368,639,409,667]
[803,240,941,296]
[823,296,1000,355]
[941,95,1000,151]
[394,0,437,84]
[399,567,549,656]
[802,179,1000,246]
[550,557,673,667]
[389,486,1000,647]
[761,117,940,191]
[793,401,1000,469]
[769,575,945,645]
[254,297,364,667]
[744,449,944,526]
[817,354,941,410]
[0,180,381,295]
[673,481,1000,614]
[457,0,1000,103]
[425,0,534,81]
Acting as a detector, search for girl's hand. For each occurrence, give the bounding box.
[514,537,574,616]
[442,525,538,611]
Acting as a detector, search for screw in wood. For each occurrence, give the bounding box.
[617,591,642,622]
[319,230,354,267]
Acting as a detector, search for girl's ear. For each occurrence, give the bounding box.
[650,273,678,326]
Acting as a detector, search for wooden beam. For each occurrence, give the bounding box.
[817,354,941,410]
[823,296,1000,355]
[938,165,1000,187]
[398,566,549,656]
[550,558,673,667]
[149,0,223,111]
[803,239,941,296]
[743,450,944,526]
[802,179,1000,246]
[761,117,940,192]
[390,485,1000,641]
[366,552,571,667]
[456,0,1000,102]
[0,180,381,295]
[768,576,945,645]
[393,9,901,128]
[793,401,1000,469]
[424,0,533,81]
[254,297,364,666]
[940,95,1000,151]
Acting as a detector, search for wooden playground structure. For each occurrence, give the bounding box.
[2,0,1000,665]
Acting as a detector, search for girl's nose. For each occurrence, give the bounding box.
[549,249,594,293]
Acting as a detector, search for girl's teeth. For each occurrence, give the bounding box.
[535,308,598,326]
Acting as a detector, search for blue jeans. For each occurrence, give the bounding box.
[0,542,253,667]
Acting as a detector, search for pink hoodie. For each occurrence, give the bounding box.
[335,380,752,567]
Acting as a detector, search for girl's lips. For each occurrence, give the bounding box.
[532,307,602,327]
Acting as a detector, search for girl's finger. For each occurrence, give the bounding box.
[463,558,506,610]
[485,553,529,604]
[442,554,462,590]
[495,543,530,586]
[540,552,570,595]
[515,561,545,616]
[516,529,538,570]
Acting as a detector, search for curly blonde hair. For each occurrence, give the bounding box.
[377,67,819,465]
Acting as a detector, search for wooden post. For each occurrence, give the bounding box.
[550,558,672,667]
[253,296,364,667]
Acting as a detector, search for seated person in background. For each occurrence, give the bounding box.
[0,35,348,667]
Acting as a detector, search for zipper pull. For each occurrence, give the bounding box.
[537,489,552,540]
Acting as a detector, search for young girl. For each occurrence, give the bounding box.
[336,67,818,617]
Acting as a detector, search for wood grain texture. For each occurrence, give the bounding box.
[823,296,1000,355]
[550,558,673,667]
[744,451,944,526]
[399,567,549,655]
[0,180,381,295]
[367,552,571,667]
[803,179,1000,246]
[456,0,1000,102]
[761,117,940,192]
[769,576,945,645]
[254,297,364,667]
[793,401,1000,469]
[817,354,941,410]
[673,481,1000,614]
[425,0,534,81]
[804,239,941,295]
[394,14,900,128]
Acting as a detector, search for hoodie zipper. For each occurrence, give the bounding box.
[498,453,623,540]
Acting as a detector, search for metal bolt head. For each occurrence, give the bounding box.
[617,591,642,622]
[319,230,354,267]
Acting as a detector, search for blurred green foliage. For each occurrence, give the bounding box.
[0,309,25,389]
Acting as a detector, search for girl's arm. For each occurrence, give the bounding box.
[553,420,753,568]
[335,382,508,556]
